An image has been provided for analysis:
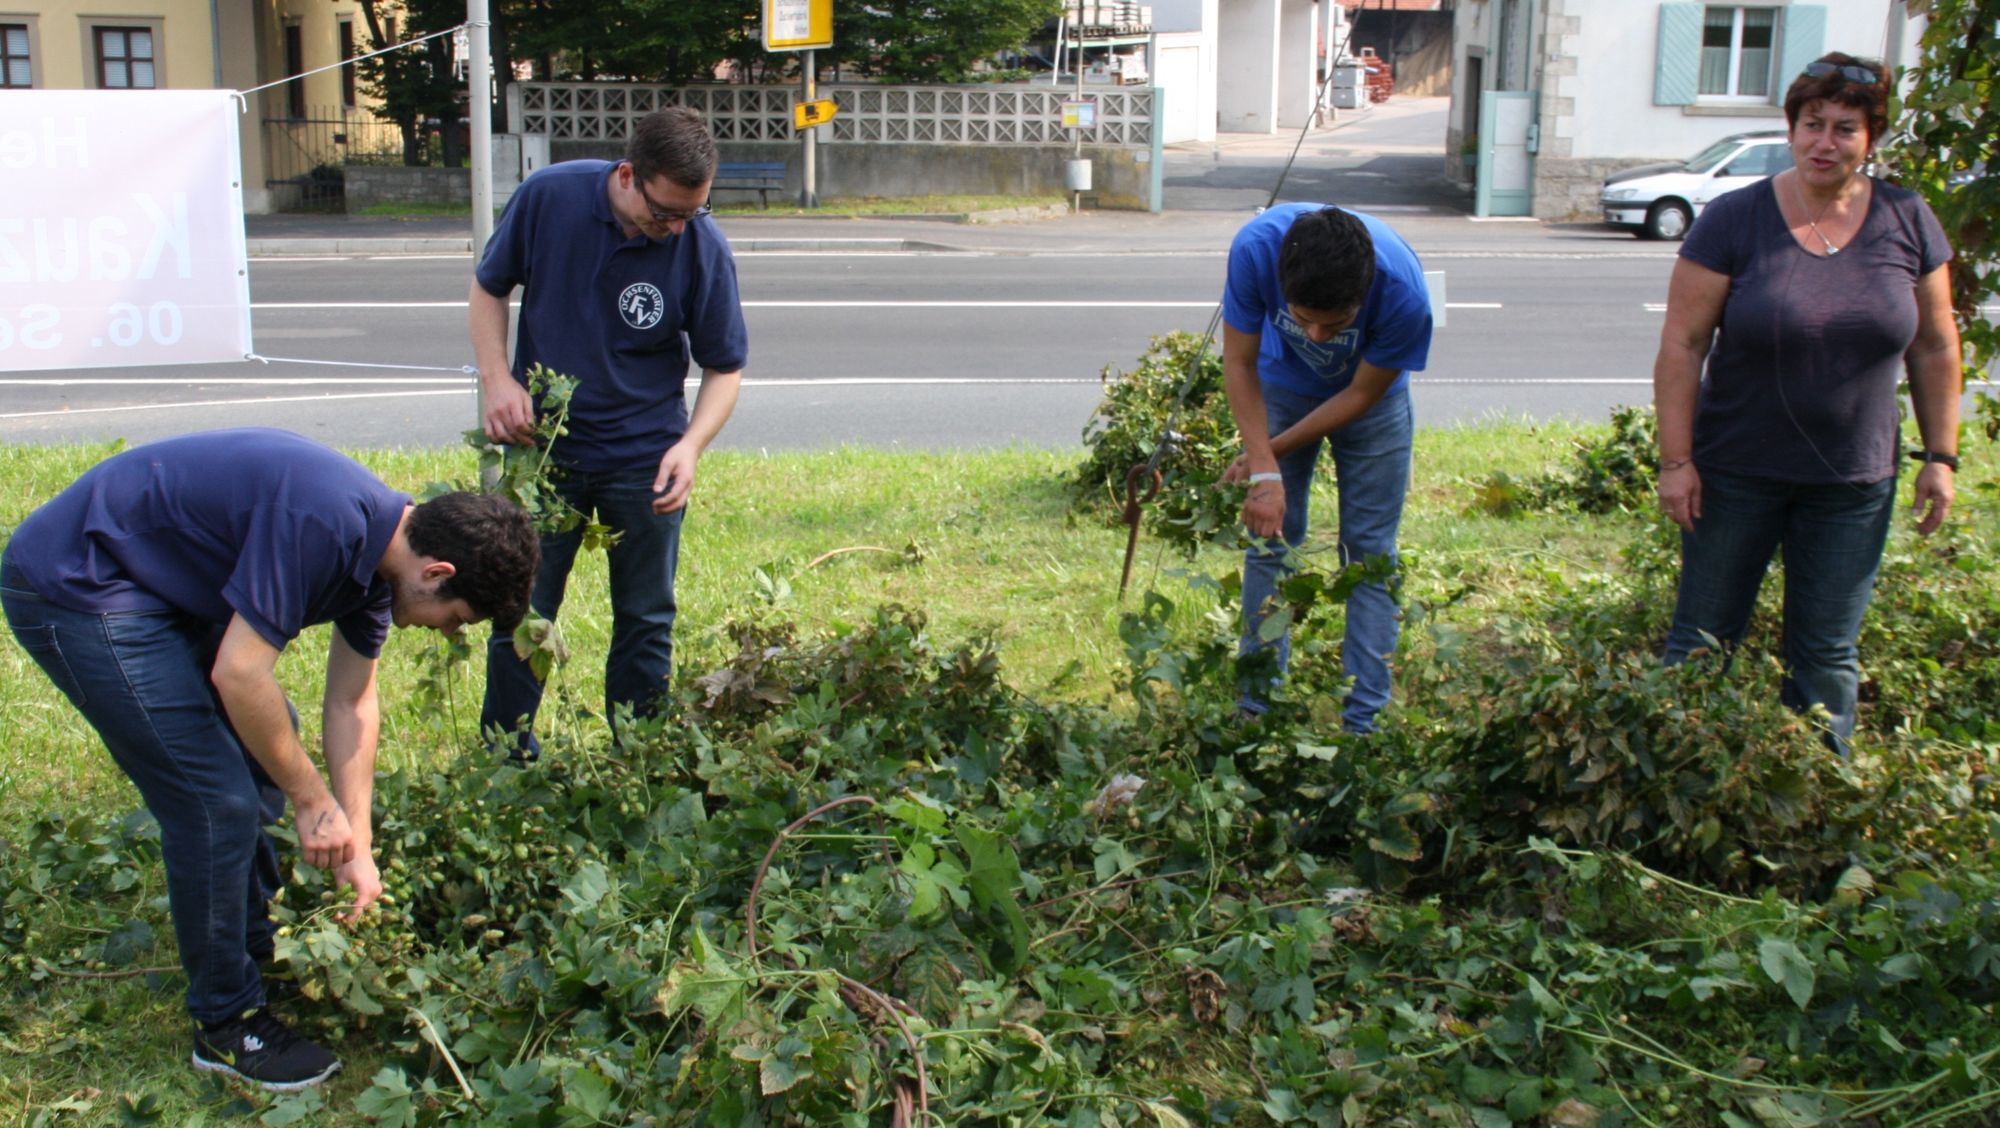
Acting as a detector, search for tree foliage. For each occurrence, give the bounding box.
[826,0,1061,83]
[1888,0,1999,436]
[351,0,465,166]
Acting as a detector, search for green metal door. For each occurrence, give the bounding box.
[1475,90,1537,217]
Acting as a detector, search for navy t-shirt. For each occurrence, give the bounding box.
[1680,177,1952,483]
[5,429,407,657]
[1222,203,1433,400]
[477,160,750,474]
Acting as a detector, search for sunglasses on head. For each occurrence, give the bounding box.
[1803,61,1878,85]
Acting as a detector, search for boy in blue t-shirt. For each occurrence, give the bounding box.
[1220,204,1432,733]
[470,107,749,758]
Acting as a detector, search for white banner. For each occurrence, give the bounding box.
[0,91,251,373]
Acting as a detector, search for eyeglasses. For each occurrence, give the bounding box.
[1803,61,1878,85]
[630,168,711,225]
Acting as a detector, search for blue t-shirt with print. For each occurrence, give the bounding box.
[1221,203,1432,400]
[477,160,750,474]
[5,429,406,658]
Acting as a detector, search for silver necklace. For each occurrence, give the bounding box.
[1794,175,1845,256]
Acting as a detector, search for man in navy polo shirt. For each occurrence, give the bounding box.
[471,106,748,759]
[0,428,538,1089]
[1220,204,1432,733]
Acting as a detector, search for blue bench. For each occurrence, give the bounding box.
[714,161,787,208]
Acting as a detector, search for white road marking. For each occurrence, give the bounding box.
[0,389,471,419]
[0,377,468,386]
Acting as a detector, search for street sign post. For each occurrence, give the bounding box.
[794,99,839,130]
[763,0,833,207]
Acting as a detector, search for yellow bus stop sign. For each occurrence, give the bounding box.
[794,99,839,130]
[764,0,833,51]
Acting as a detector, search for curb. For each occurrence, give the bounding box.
[248,237,474,256]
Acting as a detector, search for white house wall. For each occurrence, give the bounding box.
[1450,0,1926,218]
[1217,0,1281,132]
[1276,0,1318,129]
[1561,0,1912,161]
[1155,29,1219,142]
[1150,0,1215,32]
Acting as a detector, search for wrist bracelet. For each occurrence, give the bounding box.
[1908,449,1959,471]
[1247,472,1284,485]
[1660,458,1692,472]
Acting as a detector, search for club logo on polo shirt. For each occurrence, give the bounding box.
[618,283,666,330]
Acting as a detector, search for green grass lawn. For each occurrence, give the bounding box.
[5,417,1989,1125]
[0,422,1623,831]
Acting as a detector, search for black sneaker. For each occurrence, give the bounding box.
[192,1008,340,1091]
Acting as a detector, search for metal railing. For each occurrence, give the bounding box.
[261,106,419,210]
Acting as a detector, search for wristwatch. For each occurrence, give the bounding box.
[1908,449,1960,471]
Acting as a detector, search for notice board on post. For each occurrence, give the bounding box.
[763,0,833,51]
[0,90,251,373]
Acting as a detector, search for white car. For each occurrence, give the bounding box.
[1600,131,1792,241]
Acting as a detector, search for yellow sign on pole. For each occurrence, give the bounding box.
[764,0,833,51]
[793,99,839,130]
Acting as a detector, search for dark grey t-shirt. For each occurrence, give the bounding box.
[1680,177,1951,484]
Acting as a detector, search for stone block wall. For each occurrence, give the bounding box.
[550,140,1160,211]
[344,166,470,211]
[1532,156,1670,219]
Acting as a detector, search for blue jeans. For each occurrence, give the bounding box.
[2,556,288,1025]
[1662,468,1898,749]
[1240,385,1413,733]
[482,464,684,758]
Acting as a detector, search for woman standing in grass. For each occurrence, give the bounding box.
[1652,52,1962,750]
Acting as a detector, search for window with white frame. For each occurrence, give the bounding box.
[2,23,31,88]
[1699,6,1776,98]
[1655,3,1823,110]
[94,26,156,88]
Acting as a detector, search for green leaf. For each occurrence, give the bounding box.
[1469,1109,1514,1128]
[1377,791,1435,820]
[354,1069,417,1128]
[562,1067,614,1119]
[956,823,1032,973]
[561,862,612,912]
[1366,819,1424,863]
[1833,864,1876,898]
[1758,937,1816,1009]
[1261,1088,1305,1122]
[100,918,154,967]
[116,1094,163,1127]
[759,1055,809,1095]
[1505,1077,1545,1123]
[1877,952,1923,983]
[259,1089,326,1127]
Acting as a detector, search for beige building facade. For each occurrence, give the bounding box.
[1,0,396,212]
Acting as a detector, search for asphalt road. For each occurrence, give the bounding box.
[0,226,1697,450]
[4,97,1988,450]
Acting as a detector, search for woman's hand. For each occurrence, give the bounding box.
[1657,461,1702,532]
[1911,462,1954,535]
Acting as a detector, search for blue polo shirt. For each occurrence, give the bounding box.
[476,160,750,474]
[4,429,406,657]
[1221,203,1432,400]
